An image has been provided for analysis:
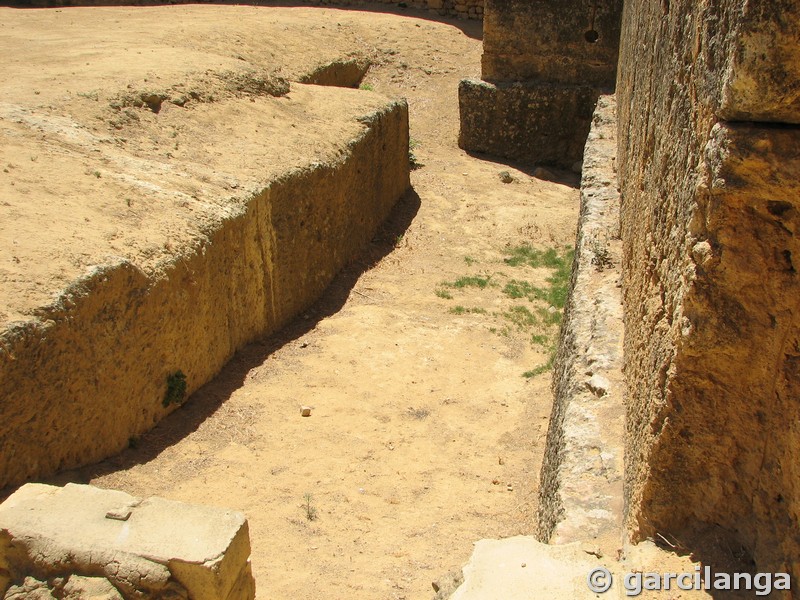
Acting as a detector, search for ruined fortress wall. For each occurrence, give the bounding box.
[0,102,409,491]
[480,0,621,86]
[459,0,622,168]
[617,0,800,579]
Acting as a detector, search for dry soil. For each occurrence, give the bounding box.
[5,4,583,599]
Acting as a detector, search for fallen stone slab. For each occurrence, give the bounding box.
[0,483,255,600]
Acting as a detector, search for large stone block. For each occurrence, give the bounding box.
[0,483,255,600]
[617,0,800,587]
[482,0,622,86]
[458,78,597,168]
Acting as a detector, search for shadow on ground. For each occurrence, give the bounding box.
[2,0,483,40]
[463,150,582,189]
[44,187,421,487]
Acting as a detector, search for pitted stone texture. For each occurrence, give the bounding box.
[458,79,596,168]
[481,0,622,86]
[0,483,255,600]
[617,0,800,589]
[537,95,624,553]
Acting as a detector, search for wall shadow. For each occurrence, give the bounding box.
[21,187,421,493]
[463,150,582,189]
[2,0,483,40]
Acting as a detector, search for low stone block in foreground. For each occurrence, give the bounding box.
[0,483,254,600]
[449,536,609,600]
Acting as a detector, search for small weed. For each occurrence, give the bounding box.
[590,240,614,271]
[502,279,537,300]
[523,356,554,378]
[303,493,318,521]
[93,170,101,178]
[530,333,549,347]
[435,288,453,300]
[504,245,566,269]
[409,137,423,169]
[503,305,538,330]
[537,306,562,326]
[395,233,405,247]
[449,306,488,315]
[359,83,374,91]
[464,255,477,266]
[162,370,187,407]
[445,275,493,289]
[406,407,430,420]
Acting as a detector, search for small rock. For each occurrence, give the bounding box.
[300,406,312,417]
[586,374,610,397]
[581,543,604,559]
[3,576,56,600]
[499,170,514,183]
[62,575,124,600]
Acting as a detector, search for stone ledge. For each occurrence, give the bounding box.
[537,95,625,552]
[0,483,255,600]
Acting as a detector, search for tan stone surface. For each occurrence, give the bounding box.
[0,483,253,600]
[537,95,624,553]
[481,0,622,86]
[449,536,611,600]
[458,79,596,168]
[617,0,800,587]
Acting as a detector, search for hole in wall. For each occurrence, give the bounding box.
[585,29,600,43]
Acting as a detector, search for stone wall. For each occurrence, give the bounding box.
[0,101,409,491]
[481,0,620,86]
[0,483,255,599]
[459,0,622,168]
[537,95,625,551]
[617,0,800,583]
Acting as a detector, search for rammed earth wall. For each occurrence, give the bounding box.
[0,101,409,490]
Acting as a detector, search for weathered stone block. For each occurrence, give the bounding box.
[537,95,624,552]
[0,483,255,600]
[458,78,597,168]
[482,0,622,86]
[617,0,800,586]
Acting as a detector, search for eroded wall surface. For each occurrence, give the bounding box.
[0,101,409,491]
[537,95,625,551]
[481,0,620,86]
[617,0,800,580]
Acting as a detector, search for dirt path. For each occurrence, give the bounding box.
[61,7,580,598]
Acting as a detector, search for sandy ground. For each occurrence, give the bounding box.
[1,4,733,599]
[5,4,576,598]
